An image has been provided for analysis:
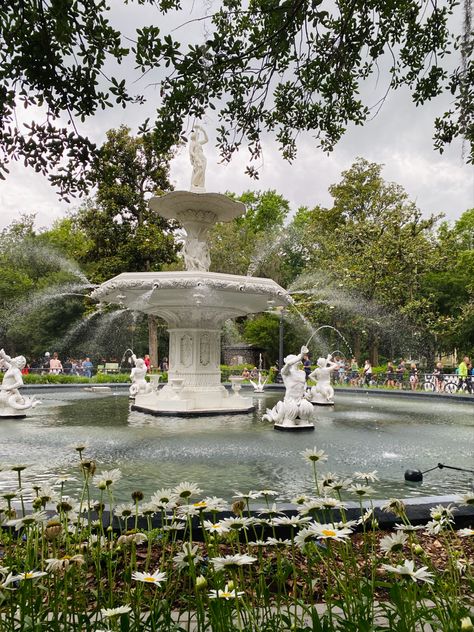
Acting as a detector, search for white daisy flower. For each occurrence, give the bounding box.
[117,533,148,546]
[424,520,447,535]
[150,488,176,505]
[203,520,229,534]
[132,569,166,586]
[45,555,85,572]
[353,470,378,482]
[458,528,474,537]
[394,523,424,532]
[219,517,254,531]
[457,493,474,506]
[265,537,292,547]
[311,522,353,542]
[202,496,228,512]
[291,494,312,505]
[177,504,200,517]
[380,498,406,516]
[161,520,186,532]
[319,497,347,510]
[294,527,318,549]
[251,489,279,498]
[327,478,353,492]
[271,515,312,527]
[381,559,434,584]
[300,448,328,464]
[7,511,49,531]
[429,504,455,522]
[115,504,134,518]
[258,503,285,518]
[208,583,244,600]
[210,554,256,572]
[9,570,48,582]
[233,490,260,501]
[92,469,122,489]
[348,484,374,497]
[173,481,202,499]
[101,605,132,618]
[173,544,203,570]
[380,531,408,553]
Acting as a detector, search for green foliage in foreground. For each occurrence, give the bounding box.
[0,449,474,631]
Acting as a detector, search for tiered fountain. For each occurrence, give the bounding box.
[91,127,291,415]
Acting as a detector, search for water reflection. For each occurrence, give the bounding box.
[0,389,472,503]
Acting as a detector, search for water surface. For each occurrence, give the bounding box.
[0,389,472,504]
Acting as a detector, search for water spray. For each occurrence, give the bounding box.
[404,463,474,483]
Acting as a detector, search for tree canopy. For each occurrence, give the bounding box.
[0,0,472,198]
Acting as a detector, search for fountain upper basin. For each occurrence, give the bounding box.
[91,271,291,326]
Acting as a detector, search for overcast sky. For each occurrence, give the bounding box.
[0,2,472,232]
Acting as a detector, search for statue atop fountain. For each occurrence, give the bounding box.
[129,354,151,399]
[189,125,208,192]
[307,354,340,405]
[0,348,39,418]
[249,354,268,392]
[263,345,314,431]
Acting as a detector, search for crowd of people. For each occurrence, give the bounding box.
[313,355,474,393]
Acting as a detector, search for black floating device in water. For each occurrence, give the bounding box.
[404,469,424,482]
[405,462,474,483]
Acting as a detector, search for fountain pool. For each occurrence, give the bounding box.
[1,388,472,504]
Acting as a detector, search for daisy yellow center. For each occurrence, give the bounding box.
[211,524,220,529]
[193,502,206,508]
[144,576,156,582]
[322,529,337,537]
[24,573,34,579]
[221,591,232,598]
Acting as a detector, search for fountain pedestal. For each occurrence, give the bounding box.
[93,269,290,415]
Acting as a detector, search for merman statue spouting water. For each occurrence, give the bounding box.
[263,345,314,431]
[0,348,40,418]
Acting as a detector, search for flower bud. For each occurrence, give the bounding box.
[411,544,423,555]
[45,520,62,541]
[227,580,235,591]
[195,575,207,590]
[461,617,474,631]
[131,490,144,502]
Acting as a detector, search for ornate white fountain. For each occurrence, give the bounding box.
[91,127,291,415]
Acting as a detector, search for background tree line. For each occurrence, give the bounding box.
[0,128,472,368]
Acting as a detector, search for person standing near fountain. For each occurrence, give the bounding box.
[189,125,208,191]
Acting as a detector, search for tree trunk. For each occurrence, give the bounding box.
[353,332,361,362]
[370,336,379,367]
[148,314,158,369]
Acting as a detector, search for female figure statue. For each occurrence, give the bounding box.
[189,125,208,190]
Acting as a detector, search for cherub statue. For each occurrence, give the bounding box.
[189,125,208,191]
[0,348,39,415]
[129,354,151,398]
[307,354,340,405]
[183,235,211,271]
